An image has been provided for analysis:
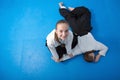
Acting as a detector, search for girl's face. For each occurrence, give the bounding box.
[88,53,95,59]
[55,23,69,40]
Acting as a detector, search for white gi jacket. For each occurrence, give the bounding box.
[46,29,74,60]
[71,32,108,56]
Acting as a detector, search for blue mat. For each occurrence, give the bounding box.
[0,0,120,80]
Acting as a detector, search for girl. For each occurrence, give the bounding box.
[46,20,78,62]
[59,2,108,62]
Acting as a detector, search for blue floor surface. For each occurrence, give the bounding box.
[0,0,120,80]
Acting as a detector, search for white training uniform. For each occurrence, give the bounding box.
[46,29,76,60]
[72,32,108,57]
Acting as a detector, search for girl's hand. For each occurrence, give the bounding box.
[68,53,73,58]
[94,54,101,62]
[51,57,60,62]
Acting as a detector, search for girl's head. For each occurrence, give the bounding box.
[83,50,95,62]
[55,20,69,40]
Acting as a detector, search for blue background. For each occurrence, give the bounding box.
[0,0,120,80]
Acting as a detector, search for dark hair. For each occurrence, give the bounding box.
[55,20,69,29]
[83,50,95,62]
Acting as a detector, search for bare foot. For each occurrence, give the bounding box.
[68,7,74,11]
[59,2,63,7]
[58,2,66,8]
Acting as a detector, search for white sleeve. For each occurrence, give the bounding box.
[47,41,59,59]
[95,41,108,56]
[65,31,73,54]
[46,30,59,59]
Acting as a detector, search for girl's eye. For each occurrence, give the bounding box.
[60,30,63,33]
[65,30,68,33]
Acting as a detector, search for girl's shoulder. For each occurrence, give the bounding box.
[46,29,55,40]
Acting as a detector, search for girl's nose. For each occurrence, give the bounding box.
[62,32,66,36]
